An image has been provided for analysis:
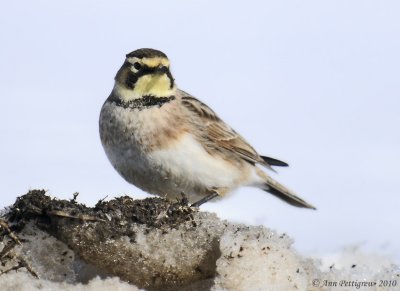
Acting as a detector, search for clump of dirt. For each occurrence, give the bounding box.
[1,190,222,290]
[6,190,196,236]
[6,190,96,230]
[94,194,195,229]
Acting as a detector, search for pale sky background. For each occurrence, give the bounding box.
[1,1,399,262]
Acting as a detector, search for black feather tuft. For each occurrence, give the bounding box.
[126,48,168,59]
[260,156,289,167]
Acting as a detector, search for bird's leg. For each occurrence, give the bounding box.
[191,190,219,207]
[179,192,189,205]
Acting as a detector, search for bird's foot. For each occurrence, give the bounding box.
[191,191,219,208]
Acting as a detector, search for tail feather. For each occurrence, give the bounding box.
[263,175,316,209]
[260,156,289,167]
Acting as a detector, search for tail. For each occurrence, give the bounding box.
[260,155,289,167]
[262,174,316,209]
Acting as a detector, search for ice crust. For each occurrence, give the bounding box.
[1,191,399,291]
[213,225,308,290]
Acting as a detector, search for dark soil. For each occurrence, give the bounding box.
[5,190,196,236]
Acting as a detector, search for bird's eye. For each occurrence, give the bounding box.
[133,62,142,70]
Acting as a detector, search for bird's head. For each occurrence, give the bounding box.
[114,48,176,102]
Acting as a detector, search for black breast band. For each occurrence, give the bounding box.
[110,95,175,109]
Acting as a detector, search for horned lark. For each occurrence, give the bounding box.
[99,48,315,209]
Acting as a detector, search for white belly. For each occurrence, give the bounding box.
[148,133,248,194]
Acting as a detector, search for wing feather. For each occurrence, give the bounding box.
[180,91,270,167]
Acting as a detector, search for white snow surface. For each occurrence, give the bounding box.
[0,273,140,291]
[0,220,398,291]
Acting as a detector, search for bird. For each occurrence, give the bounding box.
[99,48,315,209]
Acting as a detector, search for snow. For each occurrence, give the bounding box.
[0,273,140,291]
[1,208,399,291]
[213,225,308,290]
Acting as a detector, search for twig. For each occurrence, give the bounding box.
[46,210,106,222]
[0,219,21,245]
[0,241,17,259]
[71,192,79,203]
[19,256,39,278]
